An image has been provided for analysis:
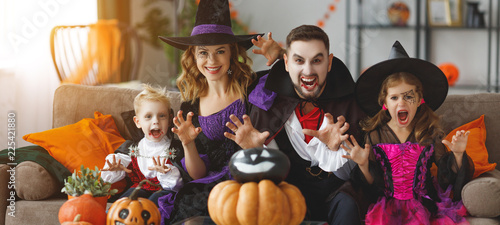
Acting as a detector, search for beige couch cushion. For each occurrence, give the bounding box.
[15,161,60,200]
[462,170,500,217]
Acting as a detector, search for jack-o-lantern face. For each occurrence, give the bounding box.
[106,197,160,225]
[229,148,290,184]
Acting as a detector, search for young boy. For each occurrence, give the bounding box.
[102,84,183,206]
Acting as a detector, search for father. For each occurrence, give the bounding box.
[226,25,366,224]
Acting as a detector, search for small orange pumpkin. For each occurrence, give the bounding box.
[58,193,106,225]
[439,63,460,86]
[61,214,93,225]
[106,180,161,225]
[208,179,306,225]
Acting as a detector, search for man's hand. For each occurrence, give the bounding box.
[172,110,202,146]
[224,114,270,149]
[102,155,132,173]
[302,114,349,151]
[148,156,172,174]
[252,32,284,66]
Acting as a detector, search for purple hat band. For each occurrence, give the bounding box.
[191,24,234,36]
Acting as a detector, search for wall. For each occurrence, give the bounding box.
[3,0,498,148]
[232,0,499,94]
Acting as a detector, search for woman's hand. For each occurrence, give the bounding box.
[148,156,171,174]
[102,155,132,173]
[251,32,284,66]
[224,114,270,149]
[172,110,202,146]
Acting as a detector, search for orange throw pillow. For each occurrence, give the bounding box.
[443,115,496,178]
[23,111,125,172]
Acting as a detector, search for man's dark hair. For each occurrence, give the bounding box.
[285,25,330,52]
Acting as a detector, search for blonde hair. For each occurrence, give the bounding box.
[176,43,255,104]
[134,83,171,115]
[360,72,443,145]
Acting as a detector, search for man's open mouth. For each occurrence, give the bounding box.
[301,76,318,90]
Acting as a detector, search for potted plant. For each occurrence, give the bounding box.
[61,165,119,208]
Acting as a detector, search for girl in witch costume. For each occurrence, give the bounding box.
[157,0,280,223]
[344,41,474,224]
[101,84,183,207]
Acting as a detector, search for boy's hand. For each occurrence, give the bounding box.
[148,156,171,174]
[172,110,202,146]
[102,155,132,173]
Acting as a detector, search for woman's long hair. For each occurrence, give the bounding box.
[360,72,444,145]
[176,43,255,104]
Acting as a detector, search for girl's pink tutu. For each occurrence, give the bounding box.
[365,197,468,225]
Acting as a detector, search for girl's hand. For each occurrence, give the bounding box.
[172,110,202,146]
[303,114,349,151]
[102,155,132,173]
[342,135,371,167]
[442,130,470,155]
[224,114,270,149]
[148,156,172,174]
[251,32,284,66]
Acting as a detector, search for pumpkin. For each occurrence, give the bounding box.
[106,180,161,225]
[387,2,410,26]
[61,214,93,225]
[208,179,306,225]
[229,148,290,184]
[58,193,106,225]
[439,63,460,86]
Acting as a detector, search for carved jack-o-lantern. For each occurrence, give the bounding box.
[106,180,161,225]
[229,148,291,184]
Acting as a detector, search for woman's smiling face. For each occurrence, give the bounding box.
[195,44,231,82]
[384,81,422,129]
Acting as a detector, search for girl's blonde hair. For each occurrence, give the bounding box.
[176,43,255,104]
[134,83,171,115]
[360,72,443,145]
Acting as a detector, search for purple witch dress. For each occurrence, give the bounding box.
[158,99,246,224]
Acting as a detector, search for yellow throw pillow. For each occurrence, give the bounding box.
[23,111,125,172]
[443,115,496,178]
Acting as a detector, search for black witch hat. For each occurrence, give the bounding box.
[355,41,449,117]
[159,0,262,50]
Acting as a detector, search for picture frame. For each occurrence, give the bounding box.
[447,0,463,26]
[427,0,451,26]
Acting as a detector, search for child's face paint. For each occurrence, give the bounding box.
[383,82,421,129]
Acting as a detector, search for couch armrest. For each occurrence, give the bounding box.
[462,169,500,217]
[0,164,11,225]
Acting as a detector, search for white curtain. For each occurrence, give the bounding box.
[0,0,97,148]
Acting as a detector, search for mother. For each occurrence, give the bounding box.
[158,0,279,223]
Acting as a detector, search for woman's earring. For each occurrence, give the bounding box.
[420,98,425,104]
[382,105,387,110]
[227,68,232,75]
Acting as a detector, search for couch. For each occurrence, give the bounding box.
[1,84,499,224]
